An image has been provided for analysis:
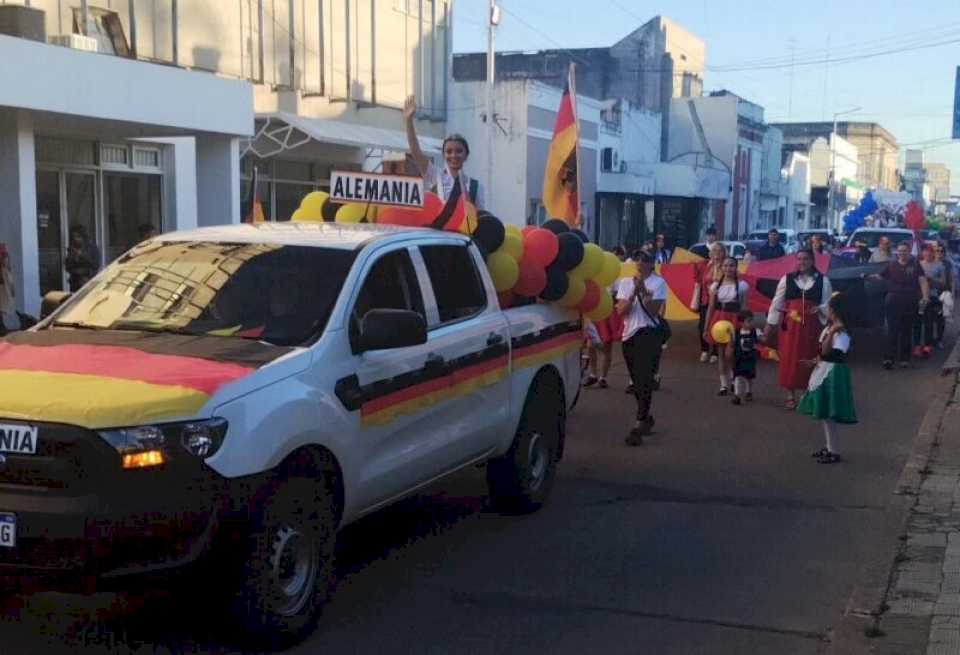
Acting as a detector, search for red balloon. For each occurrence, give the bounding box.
[522,226,537,237]
[497,291,514,309]
[905,201,925,231]
[513,256,548,297]
[378,205,427,227]
[523,228,560,268]
[577,279,602,313]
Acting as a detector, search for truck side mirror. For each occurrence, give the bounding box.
[357,309,426,353]
[41,291,72,319]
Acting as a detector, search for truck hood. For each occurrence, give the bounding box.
[0,329,294,430]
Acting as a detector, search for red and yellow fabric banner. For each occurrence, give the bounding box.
[0,341,259,429]
[542,64,580,228]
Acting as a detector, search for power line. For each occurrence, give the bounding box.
[496,3,594,68]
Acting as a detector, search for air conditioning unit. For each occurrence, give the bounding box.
[48,34,99,53]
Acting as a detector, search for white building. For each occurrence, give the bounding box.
[0,7,252,317]
[1,0,451,316]
[782,152,812,229]
[807,135,860,231]
[447,79,602,233]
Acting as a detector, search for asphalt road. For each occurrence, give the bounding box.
[1,322,950,655]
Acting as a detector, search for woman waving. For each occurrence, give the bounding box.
[404,95,484,209]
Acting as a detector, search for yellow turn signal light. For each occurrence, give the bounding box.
[122,450,167,469]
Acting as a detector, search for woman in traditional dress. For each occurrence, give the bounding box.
[765,248,833,409]
[703,256,750,395]
[798,293,857,464]
[691,242,726,364]
[404,95,484,210]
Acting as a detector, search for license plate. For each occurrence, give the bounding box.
[0,514,15,548]
[0,423,38,455]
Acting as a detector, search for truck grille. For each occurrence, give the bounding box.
[0,421,112,492]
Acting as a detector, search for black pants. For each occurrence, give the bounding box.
[622,328,661,423]
[697,306,716,355]
[885,296,918,362]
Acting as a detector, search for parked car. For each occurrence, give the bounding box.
[0,223,581,646]
[746,229,799,254]
[689,240,748,260]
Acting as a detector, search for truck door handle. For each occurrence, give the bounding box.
[486,332,504,346]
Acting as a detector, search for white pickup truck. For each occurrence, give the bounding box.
[0,222,581,645]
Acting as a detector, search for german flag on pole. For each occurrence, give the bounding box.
[542,64,581,228]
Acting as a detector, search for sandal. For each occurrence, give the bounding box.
[816,451,842,464]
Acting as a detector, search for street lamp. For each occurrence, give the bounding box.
[829,106,862,232]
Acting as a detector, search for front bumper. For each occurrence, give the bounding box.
[0,420,253,588]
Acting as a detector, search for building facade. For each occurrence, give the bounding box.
[925,162,951,204]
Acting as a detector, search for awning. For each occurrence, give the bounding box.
[598,171,655,196]
[244,111,443,159]
[626,162,730,200]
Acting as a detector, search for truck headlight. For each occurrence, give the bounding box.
[99,418,228,469]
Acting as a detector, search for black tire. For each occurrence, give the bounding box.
[234,476,337,648]
[487,373,563,513]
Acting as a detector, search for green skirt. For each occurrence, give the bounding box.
[797,361,857,424]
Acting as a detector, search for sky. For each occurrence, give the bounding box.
[453,0,960,194]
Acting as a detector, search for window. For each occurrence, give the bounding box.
[419,245,487,325]
[351,250,424,350]
[104,172,162,262]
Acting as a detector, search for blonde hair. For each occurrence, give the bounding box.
[708,242,727,279]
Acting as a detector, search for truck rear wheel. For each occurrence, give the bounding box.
[235,476,336,647]
[487,373,563,513]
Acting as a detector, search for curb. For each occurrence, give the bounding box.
[826,338,960,655]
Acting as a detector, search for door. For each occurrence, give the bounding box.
[414,242,511,459]
[347,246,450,509]
[35,170,63,295]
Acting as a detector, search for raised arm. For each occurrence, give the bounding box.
[403,95,430,176]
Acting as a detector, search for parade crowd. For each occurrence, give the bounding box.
[584,227,957,464]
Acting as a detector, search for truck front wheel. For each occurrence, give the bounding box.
[235,476,336,647]
[487,374,563,513]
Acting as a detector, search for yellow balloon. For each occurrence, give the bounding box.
[487,251,520,292]
[594,252,621,288]
[619,261,638,279]
[335,203,371,224]
[300,191,329,215]
[504,224,522,240]
[559,273,586,308]
[291,208,324,222]
[585,292,613,321]
[711,320,734,344]
[500,233,524,261]
[572,243,603,279]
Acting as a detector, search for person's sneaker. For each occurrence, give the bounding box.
[745,392,754,402]
[709,354,719,364]
[625,423,645,446]
[912,345,924,358]
[882,359,894,370]
[625,383,634,394]
[717,387,729,396]
[598,378,609,389]
[731,396,742,406]
[583,375,598,388]
[700,351,709,363]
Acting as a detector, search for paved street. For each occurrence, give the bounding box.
[1,322,952,655]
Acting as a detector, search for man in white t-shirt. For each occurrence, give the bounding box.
[616,252,668,445]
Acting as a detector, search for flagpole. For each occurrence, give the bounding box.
[485,1,497,208]
[568,63,583,229]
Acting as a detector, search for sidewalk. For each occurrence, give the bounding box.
[868,344,960,655]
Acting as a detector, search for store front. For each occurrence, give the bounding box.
[34,138,165,295]
[0,33,252,316]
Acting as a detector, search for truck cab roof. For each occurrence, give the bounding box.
[155,222,465,251]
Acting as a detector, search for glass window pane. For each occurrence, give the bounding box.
[275,183,315,222]
[104,173,162,264]
[419,245,487,324]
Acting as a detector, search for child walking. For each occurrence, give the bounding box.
[731,310,762,406]
[797,293,858,464]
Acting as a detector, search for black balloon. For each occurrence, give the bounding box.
[571,229,589,243]
[474,214,506,254]
[540,265,570,301]
[553,232,585,271]
[322,201,341,222]
[542,218,571,235]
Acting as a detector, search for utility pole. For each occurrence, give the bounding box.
[829,106,861,232]
[486,1,499,206]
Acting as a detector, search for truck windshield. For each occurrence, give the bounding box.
[52,241,356,346]
[848,231,914,249]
